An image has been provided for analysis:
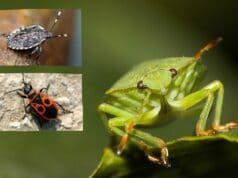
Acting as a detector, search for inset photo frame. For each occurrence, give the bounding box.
[0,73,82,131]
[0,9,81,66]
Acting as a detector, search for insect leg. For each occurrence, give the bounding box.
[168,80,238,135]
[40,84,50,93]
[121,90,167,165]
[116,120,135,155]
[108,116,170,166]
[0,33,8,37]
[99,103,135,118]
[99,102,169,166]
[99,102,134,153]
[26,46,41,64]
[106,116,134,153]
[131,129,170,167]
[19,97,32,121]
[16,90,27,98]
[33,46,41,65]
[56,101,73,114]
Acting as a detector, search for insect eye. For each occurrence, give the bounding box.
[137,80,146,89]
[169,68,177,77]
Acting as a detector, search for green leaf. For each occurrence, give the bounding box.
[91,130,238,178]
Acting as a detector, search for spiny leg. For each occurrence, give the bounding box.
[99,103,134,154]
[55,101,73,114]
[117,89,152,154]
[117,120,135,155]
[99,92,148,155]
[168,80,238,136]
[19,95,32,121]
[40,84,50,93]
[132,129,170,167]
[195,93,215,135]
[26,46,41,64]
[108,117,170,166]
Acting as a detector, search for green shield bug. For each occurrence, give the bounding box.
[98,37,238,167]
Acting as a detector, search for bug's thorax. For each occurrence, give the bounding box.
[22,82,36,98]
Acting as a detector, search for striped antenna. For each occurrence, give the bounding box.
[0,33,7,37]
[3,88,22,95]
[194,37,223,60]
[49,11,63,32]
[51,34,68,38]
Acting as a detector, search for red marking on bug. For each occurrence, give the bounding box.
[28,92,59,121]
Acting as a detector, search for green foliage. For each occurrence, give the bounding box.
[92,131,238,178]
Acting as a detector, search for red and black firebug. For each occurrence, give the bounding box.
[5,74,72,128]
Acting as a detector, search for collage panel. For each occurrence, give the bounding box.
[0,73,82,131]
[0,1,236,178]
[0,9,81,66]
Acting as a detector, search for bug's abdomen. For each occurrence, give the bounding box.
[42,105,58,119]
[30,94,58,121]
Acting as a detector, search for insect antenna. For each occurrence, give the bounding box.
[3,88,22,95]
[49,10,63,32]
[194,37,223,60]
[51,34,68,38]
[0,33,7,37]
[48,11,68,39]
[22,73,27,85]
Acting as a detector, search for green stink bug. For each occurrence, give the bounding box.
[98,37,238,167]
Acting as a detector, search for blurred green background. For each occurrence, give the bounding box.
[0,0,238,177]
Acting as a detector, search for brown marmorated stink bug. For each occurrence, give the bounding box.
[0,10,68,64]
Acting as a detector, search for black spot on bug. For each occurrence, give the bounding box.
[37,106,44,112]
[44,99,50,104]
[137,80,147,89]
[169,68,177,77]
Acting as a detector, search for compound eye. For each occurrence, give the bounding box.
[169,68,177,78]
[137,80,147,89]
